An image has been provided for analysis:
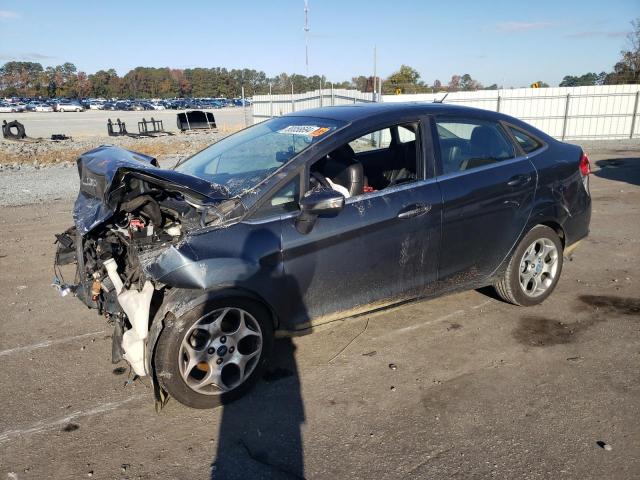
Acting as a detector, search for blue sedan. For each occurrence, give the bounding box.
[54,103,592,408]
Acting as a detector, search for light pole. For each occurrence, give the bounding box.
[290,80,295,113]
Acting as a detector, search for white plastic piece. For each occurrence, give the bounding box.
[103,258,154,376]
[165,224,181,237]
[121,329,146,376]
[104,258,124,294]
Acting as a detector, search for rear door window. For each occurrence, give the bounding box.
[349,128,392,152]
[435,118,516,175]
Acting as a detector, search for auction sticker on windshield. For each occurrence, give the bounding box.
[278,125,330,137]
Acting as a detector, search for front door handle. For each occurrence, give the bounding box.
[507,174,532,187]
[398,203,432,219]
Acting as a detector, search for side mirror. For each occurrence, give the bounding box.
[295,187,345,234]
[300,187,345,216]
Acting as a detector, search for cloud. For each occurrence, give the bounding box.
[495,21,555,33]
[0,10,19,20]
[0,52,56,62]
[24,52,56,60]
[565,30,629,39]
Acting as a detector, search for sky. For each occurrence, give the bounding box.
[0,0,638,87]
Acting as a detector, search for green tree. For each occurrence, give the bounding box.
[384,65,423,93]
[0,61,45,96]
[605,18,640,84]
[459,73,483,91]
[559,73,598,87]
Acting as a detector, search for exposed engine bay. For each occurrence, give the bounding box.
[53,145,241,379]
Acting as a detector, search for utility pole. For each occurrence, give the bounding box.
[304,0,310,75]
[373,45,377,100]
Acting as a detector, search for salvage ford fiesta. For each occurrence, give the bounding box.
[53,103,591,409]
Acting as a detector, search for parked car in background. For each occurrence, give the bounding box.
[54,103,591,409]
[27,102,54,112]
[114,101,132,111]
[56,100,85,112]
[0,102,19,113]
[35,103,54,112]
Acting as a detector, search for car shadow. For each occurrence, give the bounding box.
[593,158,640,187]
[210,337,306,479]
[211,227,312,480]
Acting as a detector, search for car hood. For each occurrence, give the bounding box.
[74,145,229,235]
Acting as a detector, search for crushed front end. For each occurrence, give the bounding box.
[53,145,239,381]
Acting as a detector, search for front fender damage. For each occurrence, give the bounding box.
[53,145,246,408]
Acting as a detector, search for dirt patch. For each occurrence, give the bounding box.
[578,295,640,317]
[512,315,603,347]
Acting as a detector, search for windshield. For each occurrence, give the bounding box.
[175,116,344,196]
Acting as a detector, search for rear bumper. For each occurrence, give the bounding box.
[563,192,591,248]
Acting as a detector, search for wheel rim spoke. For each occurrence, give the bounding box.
[228,349,261,384]
[232,311,260,341]
[191,365,224,391]
[180,340,207,380]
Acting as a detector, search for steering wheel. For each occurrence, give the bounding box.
[310,171,331,190]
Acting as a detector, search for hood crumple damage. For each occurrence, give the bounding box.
[54,145,244,382]
[74,145,230,236]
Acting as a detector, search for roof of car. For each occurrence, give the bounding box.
[283,102,484,122]
[281,101,554,141]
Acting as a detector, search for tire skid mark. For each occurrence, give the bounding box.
[0,395,145,444]
[0,330,106,357]
[372,301,493,341]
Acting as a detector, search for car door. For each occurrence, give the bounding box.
[433,115,537,288]
[280,120,442,328]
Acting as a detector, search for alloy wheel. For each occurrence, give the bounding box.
[518,238,559,297]
[178,307,263,395]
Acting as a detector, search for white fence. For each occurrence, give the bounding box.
[252,84,640,141]
[252,88,375,119]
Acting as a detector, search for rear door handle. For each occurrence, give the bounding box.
[507,174,532,187]
[398,203,432,219]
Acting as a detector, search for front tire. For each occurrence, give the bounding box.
[154,297,274,409]
[494,225,563,306]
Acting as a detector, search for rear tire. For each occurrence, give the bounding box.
[154,297,274,409]
[494,225,563,306]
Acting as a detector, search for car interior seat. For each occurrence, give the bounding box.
[460,125,511,170]
[317,144,365,196]
[383,139,417,186]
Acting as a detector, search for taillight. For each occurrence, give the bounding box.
[579,153,591,176]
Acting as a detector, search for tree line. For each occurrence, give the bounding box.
[0,60,481,98]
[1,19,637,98]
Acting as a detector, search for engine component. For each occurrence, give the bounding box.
[104,258,154,376]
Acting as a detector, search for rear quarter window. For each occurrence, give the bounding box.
[508,127,543,154]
